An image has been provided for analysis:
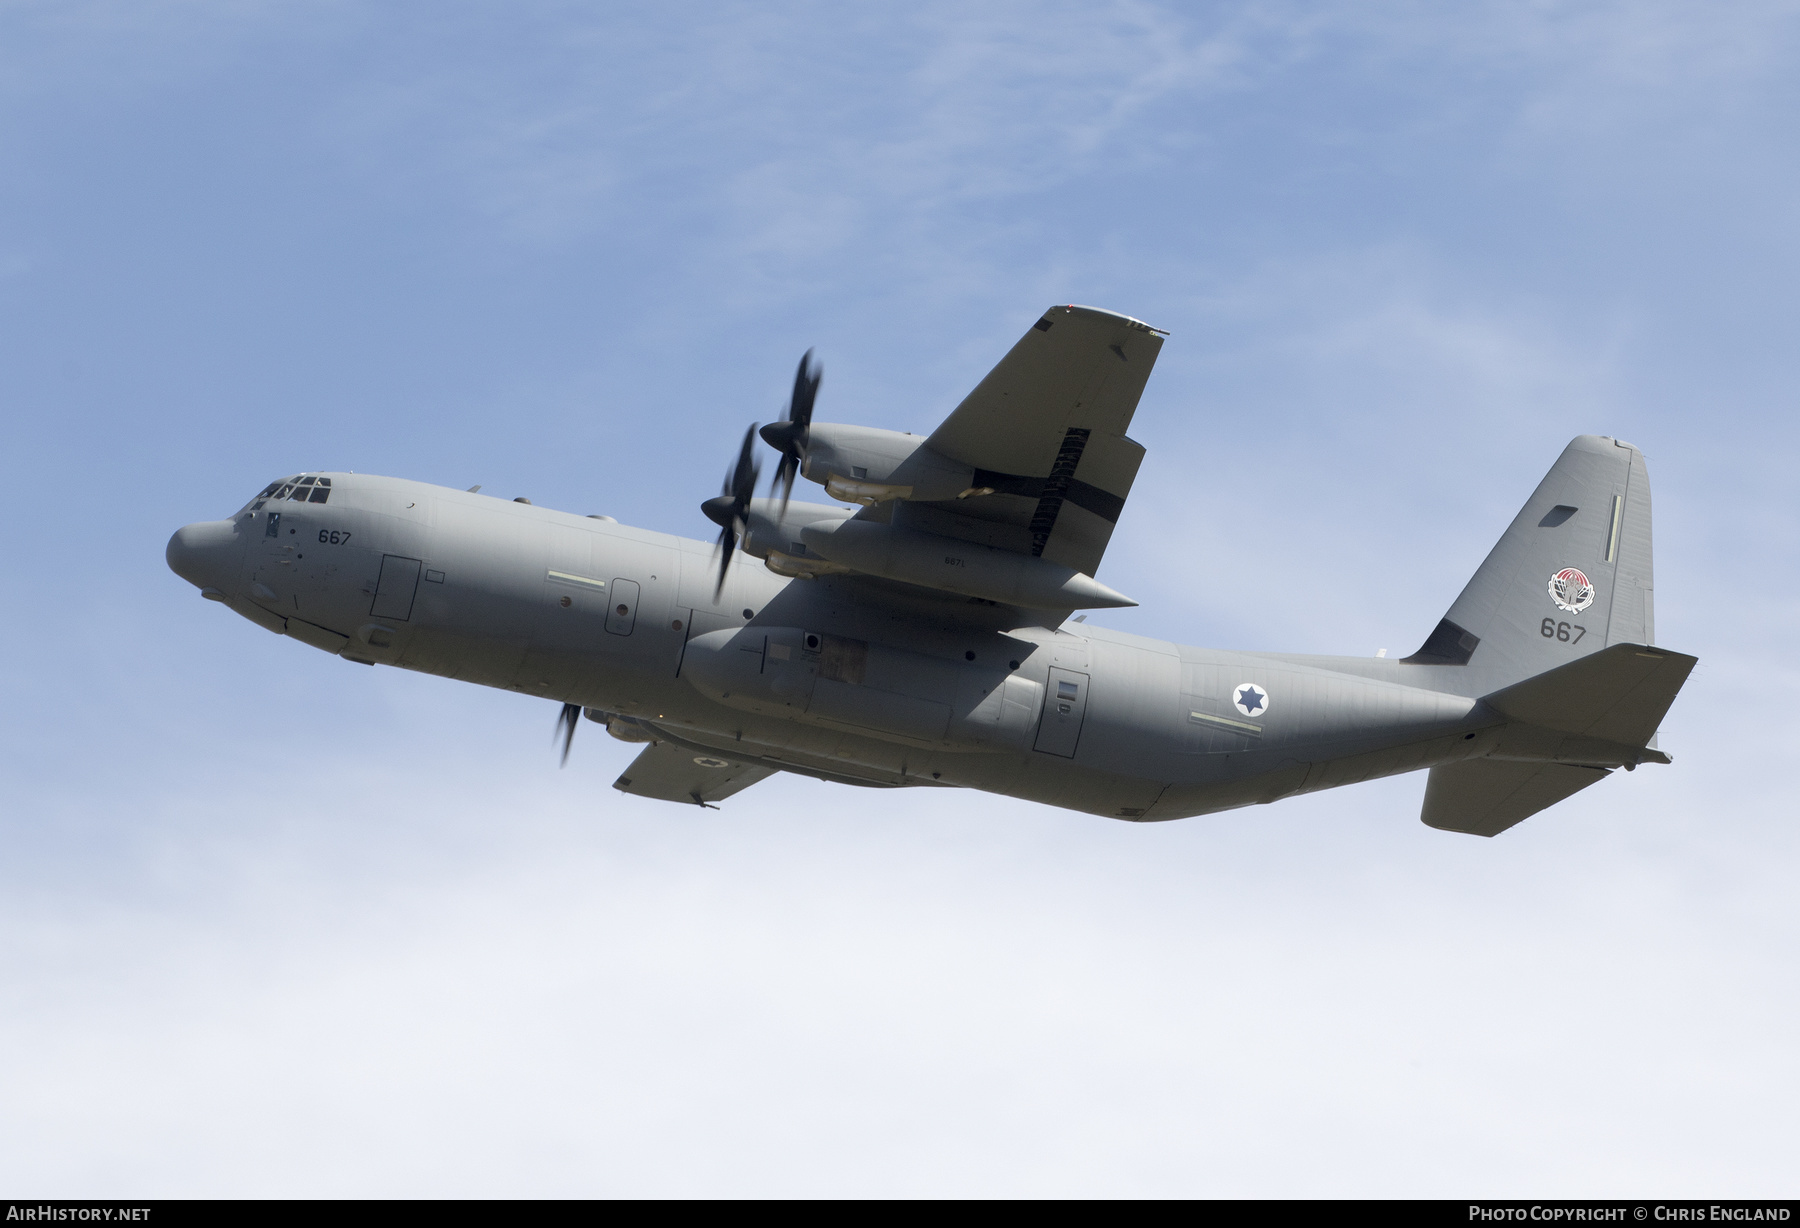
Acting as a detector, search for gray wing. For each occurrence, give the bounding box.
[901,304,1165,577]
[613,741,776,806]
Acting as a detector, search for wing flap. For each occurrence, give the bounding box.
[904,305,1163,578]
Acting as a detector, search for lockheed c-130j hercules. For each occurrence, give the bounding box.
[167,305,1694,835]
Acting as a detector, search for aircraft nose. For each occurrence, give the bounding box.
[166,520,242,595]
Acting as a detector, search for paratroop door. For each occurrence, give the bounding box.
[606,578,640,635]
[1033,667,1089,757]
[370,555,422,621]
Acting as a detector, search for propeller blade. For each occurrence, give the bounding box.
[709,423,760,598]
[713,523,736,598]
[774,453,797,510]
[759,350,820,514]
[788,347,821,429]
[555,702,580,767]
[731,422,761,505]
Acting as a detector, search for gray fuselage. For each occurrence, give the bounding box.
[170,472,1505,820]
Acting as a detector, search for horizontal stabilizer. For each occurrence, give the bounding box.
[614,741,775,807]
[1483,643,1697,747]
[1422,759,1610,837]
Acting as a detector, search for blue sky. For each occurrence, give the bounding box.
[2,1,1796,1196]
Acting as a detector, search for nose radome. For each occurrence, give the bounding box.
[166,520,242,594]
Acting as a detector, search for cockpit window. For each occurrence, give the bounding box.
[284,475,332,503]
[248,479,284,511]
[245,474,330,513]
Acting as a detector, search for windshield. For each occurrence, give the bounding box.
[242,475,332,514]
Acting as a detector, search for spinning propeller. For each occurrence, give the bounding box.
[554,349,824,763]
[560,350,823,768]
[759,349,822,513]
[700,422,762,598]
[555,702,581,767]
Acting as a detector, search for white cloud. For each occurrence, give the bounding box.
[1,730,1792,1196]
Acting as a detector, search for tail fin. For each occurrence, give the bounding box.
[1404,435,1656,697]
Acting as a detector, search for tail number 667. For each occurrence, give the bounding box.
[1541,618,1585,643]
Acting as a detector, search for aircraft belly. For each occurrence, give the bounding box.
[642,710,1165,818]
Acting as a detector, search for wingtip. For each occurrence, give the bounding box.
[1045,303,1167,335]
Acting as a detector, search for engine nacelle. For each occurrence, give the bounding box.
[800,424,975,504]
[737,499,855,562]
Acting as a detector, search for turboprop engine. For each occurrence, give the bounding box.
[787,423,977,505]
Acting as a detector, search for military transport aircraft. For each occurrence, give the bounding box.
[166,304,1694,835]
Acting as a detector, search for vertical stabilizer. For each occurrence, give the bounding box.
[1404,436,1654,696]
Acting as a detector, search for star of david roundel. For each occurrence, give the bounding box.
[1548,567,1595,614]
[1233,683,1270,719]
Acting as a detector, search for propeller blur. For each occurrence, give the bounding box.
[760,349,822,513]
[700,423,762,598]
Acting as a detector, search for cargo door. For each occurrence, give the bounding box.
[606,578,641,635]
[1034,667,1089,757]
[370,555,423,621]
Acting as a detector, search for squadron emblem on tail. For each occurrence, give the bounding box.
[1548,567,1595,613]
